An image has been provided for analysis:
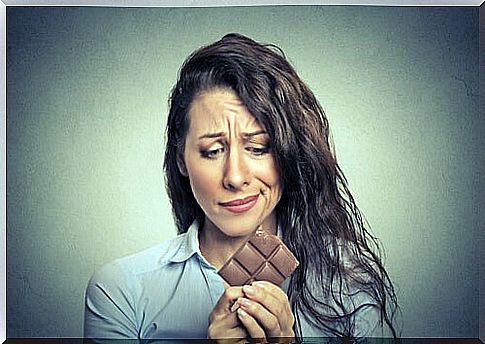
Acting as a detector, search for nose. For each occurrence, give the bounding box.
[222,148,251,190]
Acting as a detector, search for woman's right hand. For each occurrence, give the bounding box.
[208,286,248,341]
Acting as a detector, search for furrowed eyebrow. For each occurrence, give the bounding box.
[197,132,226,140]
[197,130,268,140]
[241,130,268,138]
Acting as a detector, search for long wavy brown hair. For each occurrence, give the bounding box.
[164,33,399,338]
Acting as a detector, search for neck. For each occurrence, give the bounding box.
[198,218,278,270]
[199,221,249,270]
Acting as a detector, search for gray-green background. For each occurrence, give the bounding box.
[6,5,482,338]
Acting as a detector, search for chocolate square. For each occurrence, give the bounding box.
[218,229,299,286]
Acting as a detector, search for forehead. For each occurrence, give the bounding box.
[187,89,263,133]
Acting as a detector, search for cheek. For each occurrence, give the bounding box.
[267,159,281,186]
[183,150,214,202]
[185,158,222,208]
[188,169,216,204]
[257,160,282,195]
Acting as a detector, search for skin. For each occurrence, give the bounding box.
[177,88,294,341]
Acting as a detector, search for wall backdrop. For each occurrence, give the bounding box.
[6,5,482,338]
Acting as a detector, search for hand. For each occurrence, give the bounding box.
[208,286,248,342]
[233,281,295,342]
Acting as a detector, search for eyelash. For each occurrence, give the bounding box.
[200,146,271,159]
[246,146,271,156]
[200,148,224,159]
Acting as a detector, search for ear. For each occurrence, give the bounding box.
[176,153,189,177]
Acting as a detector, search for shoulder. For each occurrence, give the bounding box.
[84,226,199,339]
[87,232,189,293]
[84,233,191,338]
[304,237,392,337]
[336,239,395,337]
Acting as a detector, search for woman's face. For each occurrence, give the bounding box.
[179,88,282,238]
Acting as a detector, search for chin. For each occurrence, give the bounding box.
[212,217,261,238]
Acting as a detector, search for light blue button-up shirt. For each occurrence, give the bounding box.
[84,221,386,341]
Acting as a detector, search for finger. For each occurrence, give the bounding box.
[210,286,245,321]
[251,281,289,304]
[236,297,281,337]
[242,283,294,330]
[236,308,266,340]
[209,286,247,334]
[210,309,241,329]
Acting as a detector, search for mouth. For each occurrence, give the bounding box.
[219,194,259,214]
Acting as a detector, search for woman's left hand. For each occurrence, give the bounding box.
[232,280,295,341]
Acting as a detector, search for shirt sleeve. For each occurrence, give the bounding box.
[84,261,139,341]
[352,299,394,339]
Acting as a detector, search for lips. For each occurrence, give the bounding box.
[219,194,259,213]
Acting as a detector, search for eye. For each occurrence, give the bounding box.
[200,147,225,159]
[246,146,271,156]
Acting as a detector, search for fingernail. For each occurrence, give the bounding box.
[238,298,251,308]
[252,281,267,288]
[230,301,240,312]
[243,285,255,295]
[237,308,247,317]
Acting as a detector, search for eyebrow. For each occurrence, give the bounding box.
[197,130,268,140]
[197,132,226,140]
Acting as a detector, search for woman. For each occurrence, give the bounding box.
[84,33,399,341]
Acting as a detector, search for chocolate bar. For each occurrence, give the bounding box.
[218,229,299,286]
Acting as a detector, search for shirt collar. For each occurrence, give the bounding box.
[170,219,204,263]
